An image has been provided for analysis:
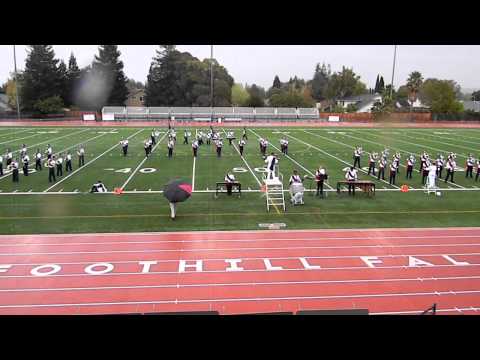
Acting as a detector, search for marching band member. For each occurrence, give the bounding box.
[90,180,107,193]
[216,138,223,157]
[368,152,378,175]
[77,146,85,167]
[206,131,212,145]
[466,154,475,178]
[353,147,362,168]
[381,148,389,161]
[144,139,151,158]
[150,129,157,145]
[345,166,358,196]
[195,131,203,146]
[56,154,63,177]
[183,130,189,145]
[476,157,480,182]
[226,131,235,146]
[167,138,175,158]
[427,161,438,190]
[0,153,3,176]
[120,139,129,156]
[445,156,456,183]
[377,157,387,180]
[35,149,42,171]
[6,149,13,166]
[65,152,73,173]
[265,152,278,180]
[46,144,53,160]
[289,169,303,186]
[315,165,327,197]
[406,155,415,179]
[48,156,56,183]
[11,158,19,183]
[421,159,430,185]
[192,139,199,158]
[170,129,177,143]
[393,152,401,174]
[224,172,236,196]
[238,138,246,156]
[280,138,289,155]
[242,126,248,140]
[22,153,30,176]
[419,151,428,172]
[436,154,444,178]
[389,161,397,185]
[20,144,27,158]
[259,137,265,155]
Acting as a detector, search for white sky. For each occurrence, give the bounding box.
[1,45,479,92]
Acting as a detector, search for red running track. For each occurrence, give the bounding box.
[1,227,480,315]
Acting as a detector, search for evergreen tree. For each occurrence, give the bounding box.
[273,75,282,89]
[20,45,63,111]
[374,75,380,93]
[57,60,68,106]
[311,62,331,101]
[378,76,385,93]
[91,45,129,107]
[66,53,81,107]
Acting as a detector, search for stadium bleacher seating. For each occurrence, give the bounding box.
[101,106,320,122]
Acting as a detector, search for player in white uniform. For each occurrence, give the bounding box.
[445,158,456,183]
[46,145,53,160]
[6,149,13,166]
[466,154,475,178]
[56,154,63,177]
[90,180,107,193]
[353,147,362,168]
[426,162,438,190]
[167,138,175,158]
[48,157,56,183]
[345,166,358,196]
[192,139,199,157]
[65,152,73,172]
[35,149,42,171]
[11,159,19,183]
[315,166,327,197]
[238,139,246,156]
[77,146,85,167]
[406,155,415,179]
[368,152,378,175]
[22,153,30,176]
[265,153,278,180]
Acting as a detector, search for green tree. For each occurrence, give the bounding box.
[418,78,464,113]
[374,75,380,93]
[406,71,424,103]
[311,63,331,101]
[91,45,129,108]
[472,90,480,101]
[273,75,282,89]
[378,76,385,93]
[20,45,63,111]
[66,53,81,107]
[231,83,250,106]
[33,95,64,114]
[57,60,68,106]
[245,84,265,107]
[325,66,367,100]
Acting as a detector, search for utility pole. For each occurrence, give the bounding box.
[390,45,397,100]
[13,45,21,120]
[210,45,214,109]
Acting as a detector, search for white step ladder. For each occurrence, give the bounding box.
[264,170,286,212]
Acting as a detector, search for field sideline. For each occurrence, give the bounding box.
[0,125,479,234]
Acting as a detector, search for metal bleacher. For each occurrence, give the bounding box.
[101,106,320,122]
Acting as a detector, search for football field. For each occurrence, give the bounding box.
[0,125,479,235]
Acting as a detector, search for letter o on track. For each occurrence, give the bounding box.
[31,264,62,276]
[85,263,114,275]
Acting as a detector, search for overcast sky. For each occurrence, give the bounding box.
[1,45,479,92]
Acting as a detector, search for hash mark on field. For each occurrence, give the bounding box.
[74,189,79,193]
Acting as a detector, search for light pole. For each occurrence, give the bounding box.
[13,45,21,120]
[390,45,397,100]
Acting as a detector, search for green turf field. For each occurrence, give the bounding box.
[0,125,479,234]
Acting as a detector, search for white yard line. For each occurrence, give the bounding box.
[223,129,262,187]
[2,187,478,195]
[43,128,144,192]
[0,133,42,146]
[286,132,400,189]
[250,128,334,190]
[0,128,33,140]
[120,130,167,191]
[0,130,111,181]
[192,129,197,191]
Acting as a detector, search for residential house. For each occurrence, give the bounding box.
[126,88,145,107]
[335,93,382,113]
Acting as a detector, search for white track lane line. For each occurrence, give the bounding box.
[43,128,144,192]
